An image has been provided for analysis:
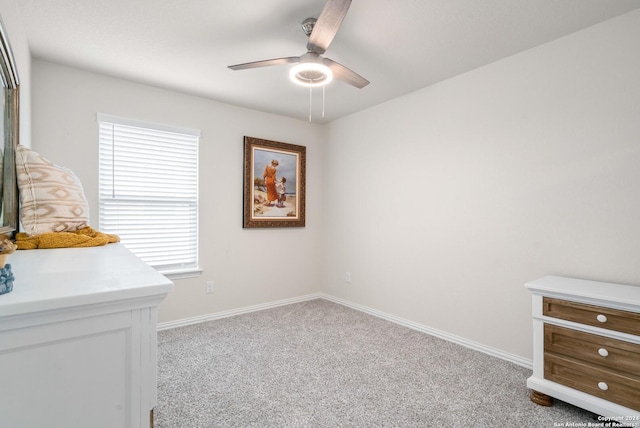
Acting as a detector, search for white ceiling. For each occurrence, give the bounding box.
[15,0,640,123]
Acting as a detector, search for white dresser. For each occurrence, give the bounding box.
[0,244,173,428]
[526,276,640,427]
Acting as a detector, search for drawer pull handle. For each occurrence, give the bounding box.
[598,382,608,391]
[596,314,607,323]
[598,348,609,357]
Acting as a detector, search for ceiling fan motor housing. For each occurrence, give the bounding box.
[290,52,332,86]
[302,18,316,37]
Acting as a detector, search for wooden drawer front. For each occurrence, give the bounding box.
[543,297,640,336]
[544,324,640,375]
[544,353,640,411]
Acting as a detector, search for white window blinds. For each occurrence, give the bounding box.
[98,114,200,275]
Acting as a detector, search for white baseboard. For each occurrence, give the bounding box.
[157,292,322,331]
[320,293,533,370]
[157,291,533,370]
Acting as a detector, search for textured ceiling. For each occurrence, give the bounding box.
[15,0,640,123]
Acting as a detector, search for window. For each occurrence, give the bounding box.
[98,113,200,277]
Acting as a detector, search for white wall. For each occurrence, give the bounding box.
[322,9,640,360]
[31,60,326,323]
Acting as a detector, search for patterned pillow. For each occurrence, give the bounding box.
[16,144,90,236]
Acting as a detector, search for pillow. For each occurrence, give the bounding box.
[16,144,90,236]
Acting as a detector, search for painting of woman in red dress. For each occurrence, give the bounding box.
[263,159,279,206]
[244,136,305,227]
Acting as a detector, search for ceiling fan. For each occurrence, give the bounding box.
[228,0,369,89]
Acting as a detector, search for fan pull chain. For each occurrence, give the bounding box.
[322,85,326,119]
[306,83,327,123]
[309,83,312,123]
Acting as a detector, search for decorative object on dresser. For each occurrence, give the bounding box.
[526,276,640,427]
[0,238,17,266]
[0,238,16,295]
[0,263,14,295]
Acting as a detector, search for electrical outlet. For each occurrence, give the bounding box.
[345,272,352,283]
[206,281,214,294]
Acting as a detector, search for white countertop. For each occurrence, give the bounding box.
[0,243,174,318]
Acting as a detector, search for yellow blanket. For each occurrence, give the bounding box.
[15,227,120,250]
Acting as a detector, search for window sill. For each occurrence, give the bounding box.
[160,267,203,280]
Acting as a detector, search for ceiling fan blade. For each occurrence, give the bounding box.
[323,58,369,89]
[307,0,352,54]
[228,56,299,71]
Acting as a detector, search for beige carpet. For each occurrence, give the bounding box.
[156,299,597,427]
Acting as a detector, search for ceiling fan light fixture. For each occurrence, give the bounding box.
[289,62,333,87]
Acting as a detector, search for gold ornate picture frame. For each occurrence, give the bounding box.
[243,136,306,228]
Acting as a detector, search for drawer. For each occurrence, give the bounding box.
[543,297,640,336]
[544,324,640,375]
[544,352,640,411]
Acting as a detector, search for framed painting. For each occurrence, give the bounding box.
[243,136,306,228]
